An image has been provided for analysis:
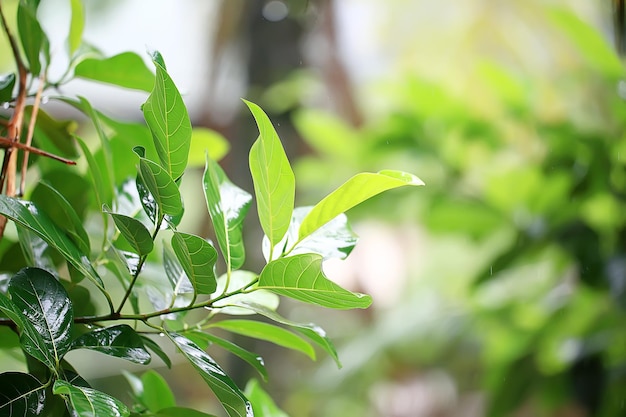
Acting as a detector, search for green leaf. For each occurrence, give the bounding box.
[135,149,184,217]
[0,73,15,103]
[142,54,192,180]
[264,206,357,261]
[166,332,252,417]
[259,253,372,309]
[0,372,47,416]
[68,0,84,55]
[153,408,218,417]
[163,244,193,294]
[235,301,340,367]
[9,267,74,368]
[74,52,155,92]
[203,155,252,270]
[244,100,295,254]
[140,335,172,368]
[31,182,90,254]
[104,207,154,256]
[140,370,176,412]
[0,196,104,288]
[298,170,424,241]
[187,331,268,381]
[17,227,57,274]
[189,128,230,166]
[25,107,79,158]
[17,2,45,74]
[211,270,279,315]
[53,380,130,417]
[71,324,151,365]
[209,319,315,360]
[245,379,290,417]
[0,292,55,371]
[171,232,217,294]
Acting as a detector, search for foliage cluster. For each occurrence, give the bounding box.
[0,1,423,416]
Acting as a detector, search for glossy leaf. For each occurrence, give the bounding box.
[71,324,151,365]
[0,372,47,416]
[210,319,315,360]
[68,0,84,54]
[9,267,74,368]
[189,128,230,165]
[17,228,57,275]
[245,100,295,254]
[163,244,193,294]
[188,331,268,381]
[203,155,252,270]
[171,232,217,294]
[17,2,45,74]
[104,207,154,256]
[75,52,154,92]
[0,292,54,370]
[236,301,340,367]
[259,253,372,309]
[298,170,424,241]
[53,380,130,417]
[0,73,15,103]
[31,182,90,254]
[0,195,103,288]
[135,149,184,217]
[166,332,252,417]
[264,206,357,262]
[142,55,192,180]
[140,370,176,412]
[153,408,218,417]
[245,379,290,417]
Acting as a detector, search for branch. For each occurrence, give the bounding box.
[0,136,76,165]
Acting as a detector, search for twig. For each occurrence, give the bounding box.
[20,72,47,195]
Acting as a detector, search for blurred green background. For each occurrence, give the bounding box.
[4,0,626,416]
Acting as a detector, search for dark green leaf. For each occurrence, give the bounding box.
[171,232,217,294]
[17,228,57,275]
[140,370,176,412]
[142,54,192,180]
[203,155,252,270]
[31,182,90,254]
[140,336,171,368]
[17,3,45,74]
[0,196,103,288]
[71,324,151,365]
[9,267,74,368]
[0,73,15,103]
[74,53,154,92]
[26,107,79,159]
[166,332,252,417]
[264,206,357,261]
[188,331,268,381]
[104,207,154,256]
[68,0,84,55]
[245,100,295,254]
[209,319,315,360]
[236,301,340,367]
[259,253,372,309]
[298,170,424,241]
[0,372,47,416]
[135,150,183,217]
[53,380,130,417]
[245,379,290,417]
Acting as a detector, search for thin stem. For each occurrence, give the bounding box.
[20,72,46,195]
[0,136,76,165]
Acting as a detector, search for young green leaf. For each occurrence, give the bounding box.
[53,380,130,417]
[245,379,290,417]
[74,53,155,92]
[188,331,268,381]
[104,207,154,256]
[209,319,315,360]
[135,150,184,217]
[25,107,79,158]
[244,100,295,255]
[140,370,176,412]
[189,128,230,166]
[0,73,15,103]
[68,0,84,55]
[166,332,252,417]
[142,54,192,180]
[31,182,90,255]
[298,170,424,241]
[17,2,45,74]
[171,232,217,294]
[0,196,104,288]
[235,301,340,367]
[0,372,47,416]
[71,324,151,365]
[259,253,372,309]
[203,155,252,270]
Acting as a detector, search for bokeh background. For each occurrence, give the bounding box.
[3,1,626,416]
